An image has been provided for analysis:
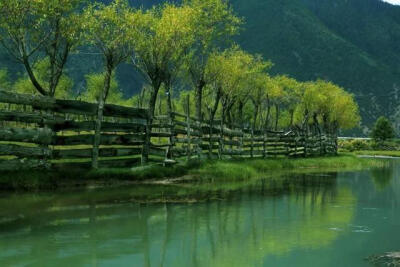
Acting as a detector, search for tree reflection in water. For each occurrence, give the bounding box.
[370,166,394,191]
[0,173,356,266]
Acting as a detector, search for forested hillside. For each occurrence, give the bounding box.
[233,0,400,133]
[1,0,400,134]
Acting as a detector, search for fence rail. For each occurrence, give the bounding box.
[0,90,338,171]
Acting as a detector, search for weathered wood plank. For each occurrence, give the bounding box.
[0,158,49,171]
[175,138,201,144]
[151,132,173,138]
[173,128,202,136]
[149,147,167,157]
[0,144,51,158]
[53,133,145,146]
[0,111,61,125]
[52,121,146,132]
[52,147,142,159]
[151,123,174,129]
[52,158,142,170]
[0,90,149,119]
[0,127,53,145]
[0,90,55,109]
[222,140,241,146]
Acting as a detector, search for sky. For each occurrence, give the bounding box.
[383,0,400,5]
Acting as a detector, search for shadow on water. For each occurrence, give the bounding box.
[0,171,357,266]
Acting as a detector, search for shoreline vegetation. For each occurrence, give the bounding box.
[0,154,389,192]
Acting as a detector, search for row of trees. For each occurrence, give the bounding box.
[0,0,360,166]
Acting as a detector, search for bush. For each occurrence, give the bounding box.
[371,116,396,142]
[338,139,370,152]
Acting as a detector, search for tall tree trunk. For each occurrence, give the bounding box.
[142,79,162,164]
[274,104,279,131]
[238,100,244,126]
[208,88,221,158]
[226,105,233,128]
[264,95,271,130]
[195,80,205,122]
[165,80,174,160]
[92,65,113,169]
[165,81,173,115]
[22,56,48,96]
[290,109,294,128]
[253,103,259,130]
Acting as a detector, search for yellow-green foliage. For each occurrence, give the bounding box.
[294,80,360,130]
[12,58,74,99]
[0,0,83,97]
[81,73,125,105]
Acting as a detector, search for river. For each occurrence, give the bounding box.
[0,160,399,266]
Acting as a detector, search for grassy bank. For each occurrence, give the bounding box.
[189,154,388,181]
[0,154,389,191]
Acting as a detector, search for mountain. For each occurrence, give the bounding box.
[232,0,400,134]
[1,0,400,134]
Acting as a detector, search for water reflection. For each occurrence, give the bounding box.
[0,173,357,266]
[371,166,394,191]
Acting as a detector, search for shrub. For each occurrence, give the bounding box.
[338,139,370,152]
[371,116,396,142]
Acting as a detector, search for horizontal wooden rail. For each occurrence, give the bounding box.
[52,147,142,160]
[53,133,145,146]
[0,90,148,119]
[0,127,53,145]
[0,144,51,158]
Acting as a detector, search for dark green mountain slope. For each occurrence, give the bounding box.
[1,0,400,133]
[233,0,400,132]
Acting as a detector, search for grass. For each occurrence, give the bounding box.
[0,154,389,191]
[190,154,388,181]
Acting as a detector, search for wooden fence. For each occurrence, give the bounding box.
[0,90,338,171]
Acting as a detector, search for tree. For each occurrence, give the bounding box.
[184,0,242,122]
[293,80,360,134]
[130,3,197,163]
[12,58,73,99]
[274,75,302,128]
[80,73,125,105]
[131,3,196,117]
[371,116,396,142]
[82,0,137,169]
[0,0,83,97]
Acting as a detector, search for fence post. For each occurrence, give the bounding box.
[262,130,266,158]
[240,125,244,159]
[304,130,308,158]
[208,119,213,159]
[185,95,191,161]
[40,111,53,170]
[218,120,223,159]
[250,127,254,158]
[141,114,150,165]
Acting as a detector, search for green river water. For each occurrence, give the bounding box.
[0,160,399,266]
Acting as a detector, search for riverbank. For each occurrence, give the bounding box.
[352,150,400,158]
[0,154,389,191]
